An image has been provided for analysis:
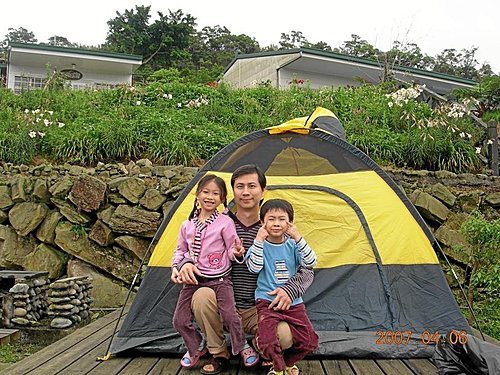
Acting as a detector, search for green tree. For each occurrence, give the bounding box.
[3,27,37,44]
[279,30,307,49]
[105,6,196,71]
[334,34,380,59]
[385,41,434,70]
[433,47,482,80]
[47,35,77,47]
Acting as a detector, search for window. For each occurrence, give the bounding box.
[14,75,46,94]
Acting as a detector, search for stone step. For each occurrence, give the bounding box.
[0,328,21,346]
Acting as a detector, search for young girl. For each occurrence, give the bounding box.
[172,174,259,369]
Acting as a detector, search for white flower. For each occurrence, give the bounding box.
[34,109,40,114]
[44,119,50,126]
[47,110,53,115]
[163,93,173,99]
[28,131,37,138]
[135,100,141,106]
[388,102,393,108]
[459,132,465,138]
[58,122,65,128]
[475,147,481,154]
[487,139,493,145]
[35,117,41,123]
[24,109,29,114]
[37,131,45,138]
[177,103,182,108]
[466,133,472,139]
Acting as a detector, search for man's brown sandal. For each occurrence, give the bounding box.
[200,356,230,375]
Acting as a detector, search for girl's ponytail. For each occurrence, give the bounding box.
[188,198,198,220]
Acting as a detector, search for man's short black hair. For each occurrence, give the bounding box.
[260,199,294,222]
[231,164,267,189]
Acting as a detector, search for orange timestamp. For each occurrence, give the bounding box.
[375,329,468,345]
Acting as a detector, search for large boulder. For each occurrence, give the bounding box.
[55,222,135,283]
[48,177,74,198]
[115,235,150,260]
[139,189,166,211]
[410,190,449,225]
[51,198,91,224]
[32,178,51,203]
[22,243,67,279]
[10,175,28,202]
[434,224,471,265]
[485,192,500,207]
[107,205,161,237]
[36,210,63,245]
[430,183,456,208]
[88,220,114,246]
[9,202,49,236]
[67,259,134,308]
[0,225,36,268]
[0,185,14,210]
[68,175,107,212]
[115,178,146,204]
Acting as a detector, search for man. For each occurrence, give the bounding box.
[172,165,314,375]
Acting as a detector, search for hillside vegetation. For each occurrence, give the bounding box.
[0,72,485,172]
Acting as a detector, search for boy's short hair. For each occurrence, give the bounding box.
[231,164,267,190]
[260,199,294,222]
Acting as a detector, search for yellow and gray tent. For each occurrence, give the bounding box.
[111,107,469,358]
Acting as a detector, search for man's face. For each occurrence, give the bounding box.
[232,173,264,210]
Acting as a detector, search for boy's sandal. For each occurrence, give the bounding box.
[200,356,229,375]
[286,365,300,375]
[267,368,284,375]
[179,347,207,368]
[241,346,259,367]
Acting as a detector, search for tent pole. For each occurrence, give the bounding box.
[96,239,157,361]
[434,241,485,341]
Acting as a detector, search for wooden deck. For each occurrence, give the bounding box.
[1,306,441,375]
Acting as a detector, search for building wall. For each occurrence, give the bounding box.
[8,63,133,92]
[223,54,299,88]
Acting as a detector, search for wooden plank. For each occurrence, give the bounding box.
[402,359,437,375]
[5,305,129,374]
[117,356,159,374]
[349,359,384,375]
[322,359,354,375]
[178,357,240,375]
[237,361,267,374]
[87,355,133,375]
[27,310,129,375]
[147,358,181,375]
[376,359,414,375]
[295,359,325,374]
[55,338,128,375]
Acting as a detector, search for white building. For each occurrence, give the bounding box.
[222,48,476,95]
[6,43,142,93]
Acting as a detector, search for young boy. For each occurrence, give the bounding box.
[245,199,319,375]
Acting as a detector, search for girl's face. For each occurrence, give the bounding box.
[196,180,223,213]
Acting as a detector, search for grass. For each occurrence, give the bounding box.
[0,80,487,172]
[0,342,45,364]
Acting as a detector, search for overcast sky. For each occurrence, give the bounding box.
[2,0,499,73]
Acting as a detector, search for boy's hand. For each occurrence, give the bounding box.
[267,288,292,311]
[286,222,301,242]
[233,238,245,258]
[256,226,269,242]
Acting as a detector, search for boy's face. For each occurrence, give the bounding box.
[262,208,289,242]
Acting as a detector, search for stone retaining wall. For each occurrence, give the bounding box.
[0,160,498,306]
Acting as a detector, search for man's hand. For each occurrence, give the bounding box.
[233,238,245,258]
[178,263,202,285]
[267,288,292,311]
[286,222,301,242]
[256,225,269,242]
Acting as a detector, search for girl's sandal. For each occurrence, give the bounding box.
[286,365,300,375]
[240,346,259,367]
[200,356,230,375]
[179,347,208,368]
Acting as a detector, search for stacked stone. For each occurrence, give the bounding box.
[48,276,93,329]
[9,274,49,327]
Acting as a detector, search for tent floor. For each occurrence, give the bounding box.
[3,305,495,375]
